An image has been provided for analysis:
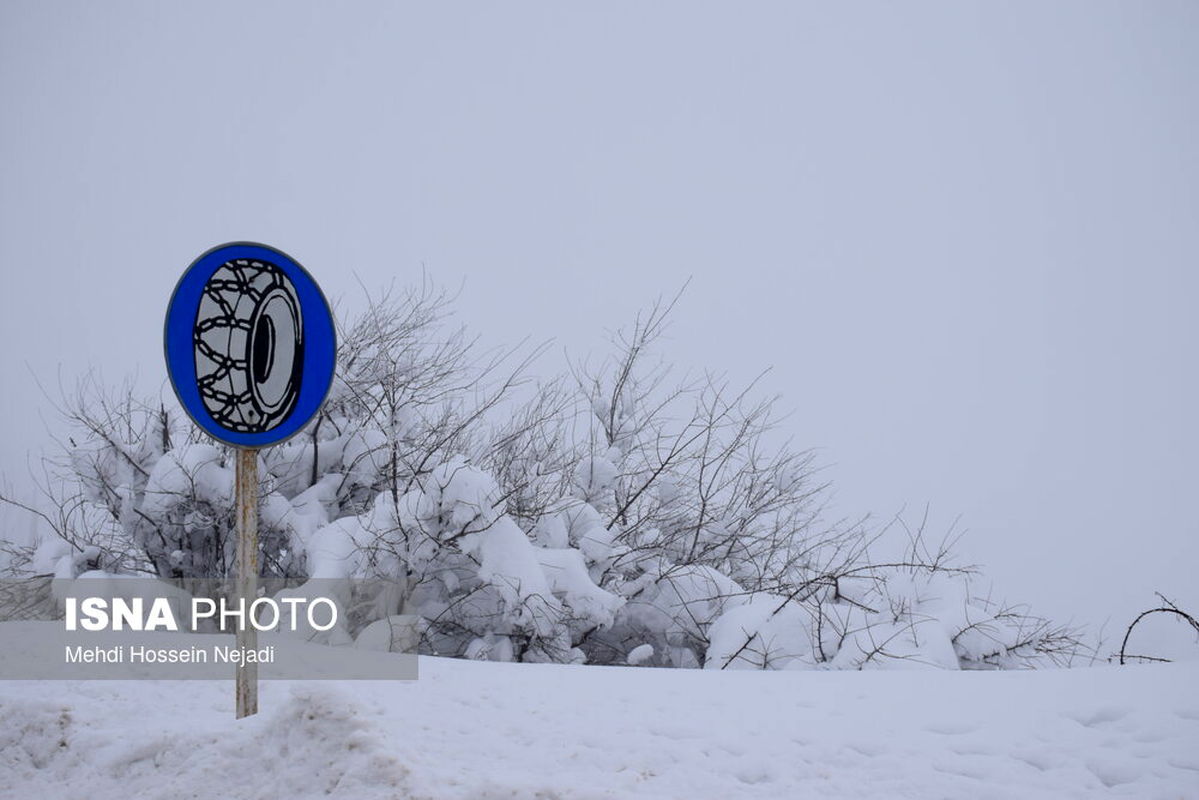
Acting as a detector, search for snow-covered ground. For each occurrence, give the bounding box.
[2,636,1196,799]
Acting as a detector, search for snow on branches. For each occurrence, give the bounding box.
[1,283,1084,669]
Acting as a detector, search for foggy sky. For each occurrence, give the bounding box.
[1,1,1195,634]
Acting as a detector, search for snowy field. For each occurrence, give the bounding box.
[2,644,1196,799]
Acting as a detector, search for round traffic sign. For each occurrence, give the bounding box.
[164,242,336,449]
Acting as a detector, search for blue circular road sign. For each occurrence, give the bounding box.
[165,242,336,449]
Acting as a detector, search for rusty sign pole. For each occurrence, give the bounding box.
[235,447,259,719]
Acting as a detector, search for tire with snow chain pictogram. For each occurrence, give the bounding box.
[193,258,304,434]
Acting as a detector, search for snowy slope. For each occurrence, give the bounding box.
[1,633,1196,799]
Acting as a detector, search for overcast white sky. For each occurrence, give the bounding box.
[1,1,1195,637]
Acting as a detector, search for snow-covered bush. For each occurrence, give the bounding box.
[0,283,1083,669]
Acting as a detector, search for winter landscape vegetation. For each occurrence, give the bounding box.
[2,2,1196,798]
[0,285,1100,671]
[1,283,1196,798]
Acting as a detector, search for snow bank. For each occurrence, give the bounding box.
[1,627,1195,800]
[0,684,409,799]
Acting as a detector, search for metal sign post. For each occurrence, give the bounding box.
[165,242,336,719]
[234,448,259,719]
